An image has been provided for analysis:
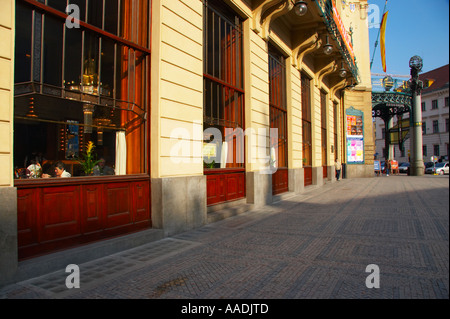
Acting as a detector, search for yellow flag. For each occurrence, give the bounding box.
[380,11,389,72]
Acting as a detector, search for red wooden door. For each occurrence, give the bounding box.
[273,168,288,195]
[304,167,313,186]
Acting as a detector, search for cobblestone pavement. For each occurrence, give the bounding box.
[0,175,448,300]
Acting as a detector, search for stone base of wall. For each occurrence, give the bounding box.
[312,166,324,187]
[346,164,374,178]
[328,165,337,182]
[0,187,18,287]
[246,171,272,207]
[151,176,207,236]
[288,168,304,194]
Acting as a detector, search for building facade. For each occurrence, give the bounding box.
[374,64,449,163]
[0,0,373,286]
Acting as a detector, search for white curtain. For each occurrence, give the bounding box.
[115,131,127,175]
[220,141,228,168]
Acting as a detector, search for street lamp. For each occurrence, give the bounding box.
[382,76,394,161]
[323,35,333,55]
[293,1,308,16]
[409,55,424,176]
[382,76,394,91]
[339,61,347,78]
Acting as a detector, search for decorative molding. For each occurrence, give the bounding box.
[315,60,338,87]
[292,33,322,70]
[372,92,412,120]
[372,92,412,108]
[253,0,293,40]
[330,78,348,97]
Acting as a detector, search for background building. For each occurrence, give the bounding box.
[374,64,449,163]
[0,0,373,287]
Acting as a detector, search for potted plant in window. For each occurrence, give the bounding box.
[80,141,100,176]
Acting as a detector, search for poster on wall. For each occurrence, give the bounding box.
[347,136,364,163]
[346,107,364,164]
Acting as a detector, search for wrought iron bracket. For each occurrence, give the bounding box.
[372,92,412,121]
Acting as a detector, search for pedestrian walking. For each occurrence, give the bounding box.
[385,159,391,176]
[335,158,342,181]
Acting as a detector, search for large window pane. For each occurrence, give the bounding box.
[46,0,67,12]
[104,0,119,35]
[43,16,63,86]
[14,0,150,178]
[87,0,103,29]
[100,38,115,97]
[64,27,82,89]
[15,2,32,83]
[269,48,287,168]
[69,0,86,22]
[83,31,100,93]
[203,0,244,170]
[301,73,312,166]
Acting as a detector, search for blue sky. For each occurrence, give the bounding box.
[367,0,449,77]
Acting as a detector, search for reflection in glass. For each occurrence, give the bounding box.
[64,27,82,90]
[105,0,119,35]
[87,0,103,29]
[15,2,32,83]
[43,16,63,86]
[100,38,115,97]
[83,32,100,94]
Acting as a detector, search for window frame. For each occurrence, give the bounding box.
[433,120,439,134]
[301,72,312,167]
[202,0,245,170]
[268,48,288,169]
[14,0,151,179]
[432,99,438,110]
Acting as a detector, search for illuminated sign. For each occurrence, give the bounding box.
[332,0,355,62]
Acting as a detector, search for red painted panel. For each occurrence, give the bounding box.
[17,177,151,260]
[206,171,245,206]
[40,186,80,242]
[133,182,149,223]
[226,174,239,200]
[207,175,225,206]
[304,167,312,186]
[323,166,328,179]
[273,168,288,195]
[17,189,38,247]
[81,184,103,234]
[105,183,132,229]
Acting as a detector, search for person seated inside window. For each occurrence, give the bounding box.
[93,158,115,176]
[42,161,72,178]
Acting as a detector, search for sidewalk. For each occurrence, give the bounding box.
[0,175,448,299]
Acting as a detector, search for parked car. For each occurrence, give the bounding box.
[424,162,434,174]
[398,162,410,173]
[425,162,449,175]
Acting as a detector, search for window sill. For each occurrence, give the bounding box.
[14,174,150,189]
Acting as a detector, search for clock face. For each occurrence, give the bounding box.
[409,55,423,70]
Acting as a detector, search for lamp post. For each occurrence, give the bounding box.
[409,55,424,176]
[382,76,394,162]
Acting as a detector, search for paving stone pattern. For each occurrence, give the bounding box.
[0,175,448,299]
